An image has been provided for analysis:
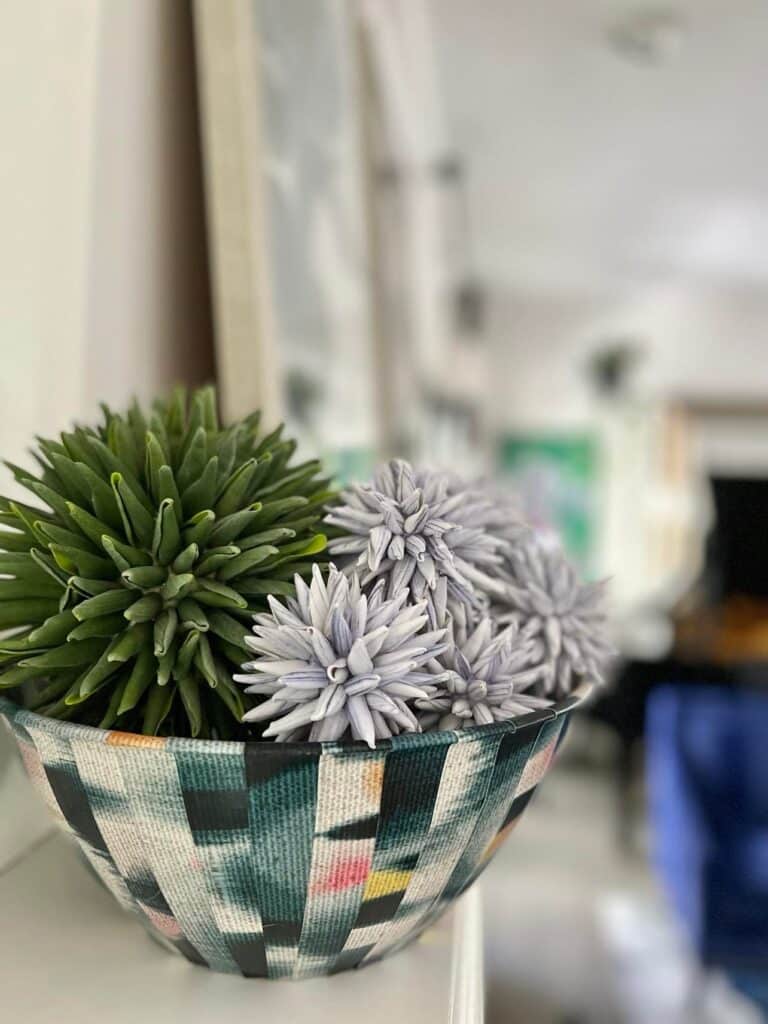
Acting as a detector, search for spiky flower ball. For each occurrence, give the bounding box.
[493,537,614,697]
[235,564,446,746]
[325,459,507,609]
[0,386,331,737]
[416,599,553,731]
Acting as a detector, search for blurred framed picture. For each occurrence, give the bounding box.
[498,434,597,573]
[193,0,378,480]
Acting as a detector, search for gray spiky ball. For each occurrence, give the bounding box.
[325,459,508,609]
[417,589,552,731]
[493,536,614,697]
[235,564,446,746]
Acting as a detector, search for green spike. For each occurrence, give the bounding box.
[253,533,327,570]
[254,422,284,457]
[157,638,178,686]
[0,528,33,553]
[117,646,155,714]
[72,588,134,622]
[76,643,122,698]
[142,680,176,735]
[154,608,178,657]
[195,546,240,576]
[177,598,209,631]
[177,674,202,737]
[159,572,195,603]
[20,638,109,669]
[83,435,150,508]
[166,385,187,436]
[111,472,154,548]
[66,502,118,549]
[121,565,166,589]
[0,577,63,600]
[258,462,323,501]
[50,544,115,579]
[0,599,60,629]
[176,426,207,493]
[212,664,245,720]
[101,535,146,571]
[182,509,215,548]
[237,578,295,598]
[124,593,163,623]
[181,456,218,518]
[216,545,279,581]
[152,498,181,565]
[251,496,308,527]
[171,543,198,574]
[108,417,142,478]
[70,576,122,597]
[144,431,167,501]
[194,633,218,688]
[156,465,182,520]
[207,507,262,546]
[0,664,48,688]
[99,673,129,729]
[174,630,200,677]
[30,548,70,586]
[67,613,127,641]
[28,609,78,645]
[36,521,99,553]
[195,579,248,609]
[107,623,151,663]
[215,459,257,518]
[73,460,122,530]
[207,610,249,649]
[235,526,295,549]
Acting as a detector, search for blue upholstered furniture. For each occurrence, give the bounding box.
[647,684,768,1011]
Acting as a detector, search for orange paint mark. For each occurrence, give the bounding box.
[106,731,167,748]
[362,760,385,799]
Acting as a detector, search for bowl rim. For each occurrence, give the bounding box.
[0,681,594,757]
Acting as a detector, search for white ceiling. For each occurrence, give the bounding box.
[431,0,768,293]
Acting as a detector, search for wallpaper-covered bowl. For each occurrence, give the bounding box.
[0,684,590,979]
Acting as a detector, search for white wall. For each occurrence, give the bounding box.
[490,282,768,433]
[0,0,213,480]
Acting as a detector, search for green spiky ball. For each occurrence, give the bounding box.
[0,386,331,738]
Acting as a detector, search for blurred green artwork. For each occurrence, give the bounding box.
[497,434,597,575]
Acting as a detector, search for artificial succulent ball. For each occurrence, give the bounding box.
[416,595,553,732]
[0,386,331,738]
[493,535,614,698]
[235,564,447,746]
[325,459,507,610]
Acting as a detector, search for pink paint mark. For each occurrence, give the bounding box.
[138,902,182,939]
[310,854,372,896]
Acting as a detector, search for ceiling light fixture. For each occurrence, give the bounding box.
[608,8,686,65]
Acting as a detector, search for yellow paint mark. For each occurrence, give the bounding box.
[363,869,412,899]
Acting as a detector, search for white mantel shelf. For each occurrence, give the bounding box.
[0,735,484,1024]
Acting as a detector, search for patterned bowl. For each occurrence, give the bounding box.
[0,683,590,979]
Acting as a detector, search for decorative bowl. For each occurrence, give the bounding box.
[0,684,590,979]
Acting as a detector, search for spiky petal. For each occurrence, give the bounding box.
[235,564,447,747]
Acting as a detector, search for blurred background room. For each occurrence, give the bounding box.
[2,0,768,1020]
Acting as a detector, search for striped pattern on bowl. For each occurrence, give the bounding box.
[0,685,588,979]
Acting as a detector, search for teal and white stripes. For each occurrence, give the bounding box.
[0,689,586,979]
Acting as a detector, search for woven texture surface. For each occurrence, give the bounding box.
[0,693,582,979]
